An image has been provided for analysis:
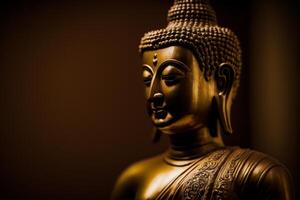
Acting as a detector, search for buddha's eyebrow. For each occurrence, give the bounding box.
[142,64,154,74]
[159,59,190,71]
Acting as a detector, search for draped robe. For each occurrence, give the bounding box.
[112,147,293,200]
[153,147,292,200]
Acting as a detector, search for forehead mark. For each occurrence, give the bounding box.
[152,53,158,66]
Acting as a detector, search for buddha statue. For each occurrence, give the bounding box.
[112,0,294,199]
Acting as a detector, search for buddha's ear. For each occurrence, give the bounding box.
[214,63,235,135]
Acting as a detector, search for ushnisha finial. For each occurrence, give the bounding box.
[168,0,217,27]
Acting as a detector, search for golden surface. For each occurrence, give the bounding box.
[112,46,293,200]
[112,0,294,199]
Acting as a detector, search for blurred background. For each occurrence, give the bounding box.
[0,0,299,199]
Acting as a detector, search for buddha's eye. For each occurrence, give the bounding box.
[161,65,185,86]
[142,69,153,87]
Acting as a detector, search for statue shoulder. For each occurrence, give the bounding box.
[111,155,163,200]
[234,148,294,200]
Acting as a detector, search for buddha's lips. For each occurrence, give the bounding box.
[151,105,167,113]
[153,109,168,119]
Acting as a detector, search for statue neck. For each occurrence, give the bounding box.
[165,126,224,161]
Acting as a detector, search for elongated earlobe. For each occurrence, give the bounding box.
[215,63,235,135]
[216,95,233,134]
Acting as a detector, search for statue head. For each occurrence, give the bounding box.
[139,0,242,138]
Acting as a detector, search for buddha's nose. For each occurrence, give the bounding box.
[152,92,164,108]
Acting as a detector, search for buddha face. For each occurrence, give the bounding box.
[142,46,216,134]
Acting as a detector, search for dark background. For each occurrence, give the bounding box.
[0,0,299,199]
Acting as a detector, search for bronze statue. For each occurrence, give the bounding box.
[112,0,294,199]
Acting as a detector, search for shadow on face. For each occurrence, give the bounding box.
[142,46,217,134]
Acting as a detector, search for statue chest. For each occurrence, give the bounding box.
[136,148,244,200]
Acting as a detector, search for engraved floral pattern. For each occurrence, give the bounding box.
[211,149,244,200]
[179,149,230,200]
